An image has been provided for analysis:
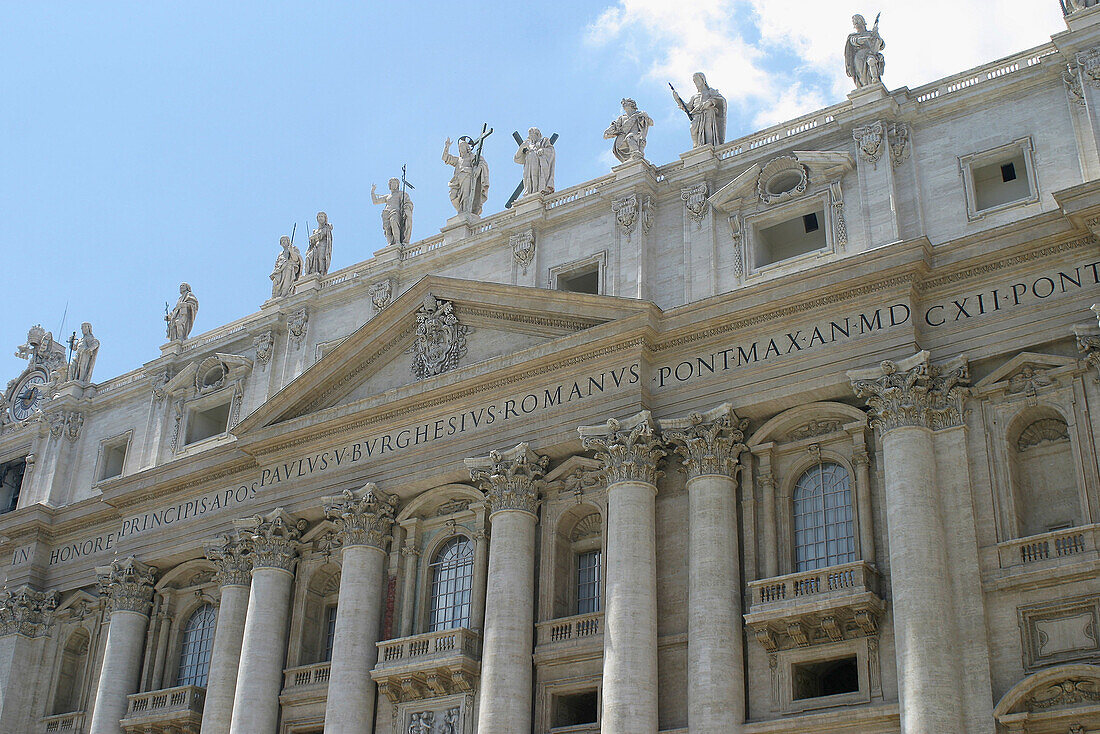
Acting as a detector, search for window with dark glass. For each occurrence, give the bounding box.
[793,462,855,572]
[428,536,474,631]
[576,549,602,614]
[176,604,217,687]
[322,605,338,662]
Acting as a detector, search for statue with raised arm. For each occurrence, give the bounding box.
[514,127,556,197]
[845,13,885,88]
[270,235,303,299]
[604,97,654,163]
[672,72,727,148]
[69,322,99,383]
[442,136,490,216]
[305,212,332,276]
[166,283,199,341]
[371,178,413,246]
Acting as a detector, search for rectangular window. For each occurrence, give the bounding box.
[558,267,600,295]
[792,656,859,700]
[577,549,602,615]
[185,401,231,445]
[973,152,1030,211]
[98,438,128,482]
[756,206,828,267]
[552,690,598,728]
[322,605,338,662]
[0,458,27,515]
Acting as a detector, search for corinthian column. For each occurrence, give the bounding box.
[661,403,748,734]
[229,510,305,734]
[849,351,968,734]
[201,533,253,734]
[88,557,156,734]
[579,411,665,734]
[322,484,398,734]
[465,444,548,734]
[0,586,58,732]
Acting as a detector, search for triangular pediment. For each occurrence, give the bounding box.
[234,276,652,436]
[975,351,1080,391]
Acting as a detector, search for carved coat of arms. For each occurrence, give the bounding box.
[681,182,709,222]
[611,193,639,235]
[409,294,468,380]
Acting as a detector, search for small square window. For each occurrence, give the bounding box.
[185,402,231,445]
[1001,162,1017,182]
[756,206,828,267]
[792,656,859,700]
[558,268,600,295]
[99,440,128,481]
[802,212,819,233]
[552,690,598,728]
[960,137,1038,219]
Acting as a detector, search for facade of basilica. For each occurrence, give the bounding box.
[3,6,1100,734]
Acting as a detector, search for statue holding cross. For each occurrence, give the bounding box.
[442,124,492,216]
[372,167,414,246]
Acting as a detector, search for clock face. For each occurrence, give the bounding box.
[11,373,46,421]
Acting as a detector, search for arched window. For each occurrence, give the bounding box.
[793,462,855,572]
[176,604,217,687]
[53,628,90,714]
[428,536,474,632]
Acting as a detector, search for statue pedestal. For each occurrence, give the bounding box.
[612,158,659,184]
[159,340,184,358]
[372,244,402,265]
[294,274,322,296]
[1067,5,1100,32]
[511,193,546,218]
[680,145,720,171]
[441,213,480,246]
[847,82,889,108]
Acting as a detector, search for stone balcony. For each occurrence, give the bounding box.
[280,661,331,706]
[986,523,1100,590]
[549,725,600,734]
[118,685,205,734]
[534,611,604,666]
[41,712,84,733]
[744,561,885,652]
[371,628,481,704]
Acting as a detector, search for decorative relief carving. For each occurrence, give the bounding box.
[787,419,844,441]
[660,402,748,479]
[95,556,157,615]
[1076,46,1100,88]
[435,498,471,517]
[1019,597,1100,671]
[562,464,605,499]
[611,193,639,235]
[1007,366,1056,400]
[409,294,468,381]
[48,409,83,441]
[1065,63,1086,106]
[641,195,653,234]
[1076,331,1100,376]
[466,443,548,516]
[681,182,709,222]
[579,410,666,486]
[1026,679,1100,711]
[510,229,536,275]
[849,351,970,432]
[570,512,602,542]
[728,215,744,276]
[1017,418,1070,451]
[287,308,309,349]
[888,122,911,166]
[830,181,848,248]
[408,710,434,734]
[853,121,886,167]
[370,279,394,314]
[323,483,398,550]
[252,331,274,366]
[235,509,306,571]
[0,586,58,637]
[205,532,253,587]
[758,155,810,204]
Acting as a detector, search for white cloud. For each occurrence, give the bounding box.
[588,0,1067,131]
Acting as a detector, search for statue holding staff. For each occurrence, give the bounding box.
[305,211,333,276]
[671,72,726,148]
[845,13,885,88]
[442,129,491,216]
[270,235,302,299]
[69,322,99,383]
[371,177,414,246]
[166,283,199,341]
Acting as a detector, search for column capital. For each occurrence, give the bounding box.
[465,443,548,516]
[205,532,253,587]
[323,483,398,550]
[0,585,58,637]
[95,556,157,615]
[659,402,748,479]
[579,410,666,486]
[235,509,306,572]
[848,351,970,432]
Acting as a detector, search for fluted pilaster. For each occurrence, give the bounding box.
[661,403,748,734]
[323,484,397,734]
[465,444,547,734]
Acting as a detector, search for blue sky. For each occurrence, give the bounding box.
[0,1,1066,384]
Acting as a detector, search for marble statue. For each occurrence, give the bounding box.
[372,178,414,246]
[672,72,727,148]
[441,707,460,734]
[604,98,654,163]
[270,235,303,299]
[165,283,199,341]
[442,136,490,216]
[513,127,556,197]
[1063,0,1099,14]
[305,212,332,276]
[69,322,99,383]
[845,13,885,88]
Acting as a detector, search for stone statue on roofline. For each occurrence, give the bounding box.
[165,283,199,341]
[270,235,303,299]
[305,211,332,276]
[671,72,726,148]
[845,13,886,88]
[513,127,556,197]
[372,178,413,246]
[1063,0,1100,15]
[69,322,99,383]
[604,97,654,163]
[442,134,490,216]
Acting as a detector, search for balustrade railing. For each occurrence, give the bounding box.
[911,44,1057,103]
[42,712,84,733]
[282,660,331,689]
[536,611,604,646]
[123,685,205,719]
[375,627,481,668]
[996,524,1100,569]
[747,561,878,611]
